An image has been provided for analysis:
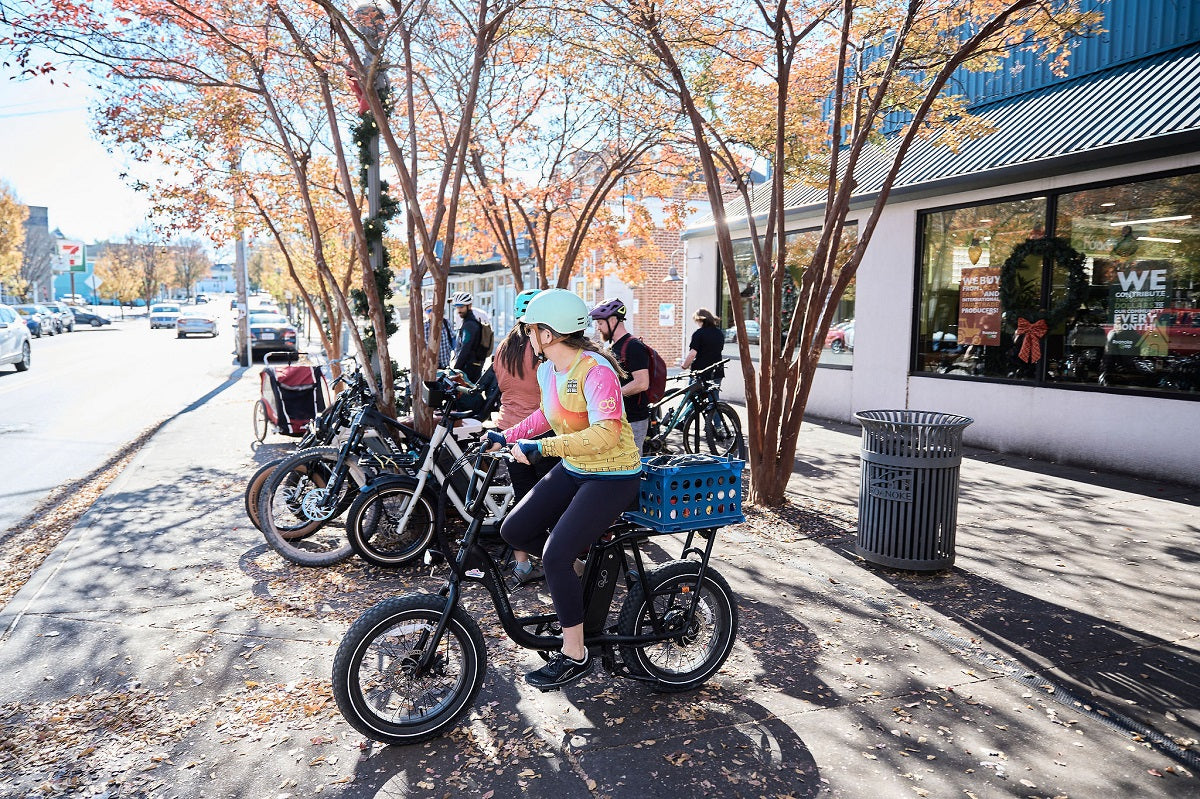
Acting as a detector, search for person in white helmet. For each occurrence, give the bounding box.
[484,288,642,691]
[450,292,485,382]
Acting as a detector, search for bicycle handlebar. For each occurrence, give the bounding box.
[666,358,729,382]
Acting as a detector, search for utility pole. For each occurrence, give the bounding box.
[232,151,251,367]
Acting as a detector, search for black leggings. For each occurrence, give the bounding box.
[500,464,640,628]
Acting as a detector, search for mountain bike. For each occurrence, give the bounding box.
[332,446,741,746]
[643,359,744,459]
[344,371,514,568]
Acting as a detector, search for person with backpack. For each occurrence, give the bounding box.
[450,292,492,382]
[588,297,654,451]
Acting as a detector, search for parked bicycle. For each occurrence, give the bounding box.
[255,376,423,567]
[345,370,514,568]
[643,359,744,459]
[243,358,386,533]
[332,446,741,745]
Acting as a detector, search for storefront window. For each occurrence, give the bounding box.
[915,169,1199,396]
[916,196,1047,378]
[1054,173,1200,392]
[720,227,857,366]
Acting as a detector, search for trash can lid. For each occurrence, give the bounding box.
[854,409,973,429]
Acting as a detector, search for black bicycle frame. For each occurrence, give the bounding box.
[415,449,723,676]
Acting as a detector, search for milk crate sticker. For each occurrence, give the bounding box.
[868,466,914,502]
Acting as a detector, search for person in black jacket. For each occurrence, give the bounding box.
[450,291,485,382]
[589,297,651,451]
[680,308,725,385]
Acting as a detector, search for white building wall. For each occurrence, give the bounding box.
[686,150,1200,486]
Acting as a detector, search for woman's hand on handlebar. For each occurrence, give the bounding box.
[484,430,507,452]
[510,440,542,466]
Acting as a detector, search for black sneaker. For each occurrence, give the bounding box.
[510,561,545,585]
[525,651,593,690]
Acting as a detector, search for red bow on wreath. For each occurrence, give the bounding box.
[1015,317,1047,363]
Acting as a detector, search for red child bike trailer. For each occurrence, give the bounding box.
[253,352,329,441]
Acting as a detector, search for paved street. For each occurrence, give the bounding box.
[0,305,236,533]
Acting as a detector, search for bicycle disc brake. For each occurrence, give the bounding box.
[300,488,336,521]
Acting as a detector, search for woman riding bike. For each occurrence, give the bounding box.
[485,288,643,690]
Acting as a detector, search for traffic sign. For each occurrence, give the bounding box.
[85,275,103,290]
[58,240,87,273]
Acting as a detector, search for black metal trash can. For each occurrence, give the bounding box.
[853,410,973,571]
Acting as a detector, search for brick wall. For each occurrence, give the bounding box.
[626,228,688,363]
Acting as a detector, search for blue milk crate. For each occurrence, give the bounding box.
[622,456,746,533]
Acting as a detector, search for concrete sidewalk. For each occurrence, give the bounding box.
[0,367,1196,799]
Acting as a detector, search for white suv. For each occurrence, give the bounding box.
[0,305,32,372]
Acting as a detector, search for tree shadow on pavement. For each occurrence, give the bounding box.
[335,675,824,799]
[816,534,1200,770]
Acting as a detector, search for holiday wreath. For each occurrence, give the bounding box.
[998,236,1088,363]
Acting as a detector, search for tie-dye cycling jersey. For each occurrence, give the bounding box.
[502,349,642,475]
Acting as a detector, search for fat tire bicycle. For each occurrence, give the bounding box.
[244,359,389,534]
[332,443,740,746]
[643,359,744,459]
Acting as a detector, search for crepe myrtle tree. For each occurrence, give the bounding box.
[587,0,1098,503]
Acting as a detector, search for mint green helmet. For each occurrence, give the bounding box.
[520,288,589,334]
[513,289,541,319]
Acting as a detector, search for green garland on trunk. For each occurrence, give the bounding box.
[350,96,399,358]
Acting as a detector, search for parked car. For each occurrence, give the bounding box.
[0,305,32,372]
[60,293,87,306]
[149,303,183,329]
[43,301,76,333]
[14,305,53,337]
[71,307,112,328]
[176,308,219,338]
[247,311,297,357]
[825,320,855,353]
[724,320,761,344]
[195,293,210,304]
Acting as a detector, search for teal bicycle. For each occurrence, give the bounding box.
[643,359,744,459]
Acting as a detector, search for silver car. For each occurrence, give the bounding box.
[149,303,182,329]
[176,308,219,338]
[0,305,32,372]
[43,301,76,333]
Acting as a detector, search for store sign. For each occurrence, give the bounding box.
[957,267,1001,345]
[57,240,87,273]
[1107,266,1170,355]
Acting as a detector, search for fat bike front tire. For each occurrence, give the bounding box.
[345,479,438,568]
[332,594,486,746]
[256,446,362,566]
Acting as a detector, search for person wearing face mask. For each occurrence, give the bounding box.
[588,298,651,452]
[483,288,642,690]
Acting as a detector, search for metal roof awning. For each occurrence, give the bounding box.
[686,42,1200,237]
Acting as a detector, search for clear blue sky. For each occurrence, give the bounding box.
[0,64,154,243]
